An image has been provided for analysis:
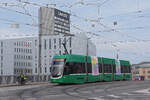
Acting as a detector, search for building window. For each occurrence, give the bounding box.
[59,51,61,55]
[64,37,66,43]
[1,63,3,68]
[1,56,3,61]
[49,39,51,49]
[54,45,56,49]
[40,67,42,73]
[70,49,72,54]
[59,38,61,48]
[21,42,23,46]
[54,38,56,44]
[1,69,3,75]
[1,49,3,54]
[1,42,3,47]
[69,37,72,48]
[35,67,37,73]
[148,71,150,73]
[44,39,46,50]
[49,67,51,72]
[35,40,37,46]
[45,67,47,73]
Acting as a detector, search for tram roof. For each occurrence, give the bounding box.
[53,54,124,64]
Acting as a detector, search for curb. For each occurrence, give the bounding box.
[0,82,50,88]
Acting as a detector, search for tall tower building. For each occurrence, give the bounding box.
[38,7,71,75]
[39,7,70,35]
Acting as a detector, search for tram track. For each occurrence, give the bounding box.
[2,81,147,100]
[61,81,138,100]
[61,81,123,99]
[16,84,59,99]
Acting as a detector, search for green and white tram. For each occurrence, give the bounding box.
[50,54,131,84]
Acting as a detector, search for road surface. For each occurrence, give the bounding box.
[0,81,150,100]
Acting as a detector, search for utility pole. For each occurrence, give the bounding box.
[38,23,42,79]
[86,39,88,56]
[86,38,91,56]
[85,37,90,82]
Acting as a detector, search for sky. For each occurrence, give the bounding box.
[0,0,150,64]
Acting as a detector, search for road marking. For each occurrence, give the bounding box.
[135,88,150,94]
[47,94,66,97]
[80,91,91,93]
[24,98,37,100]
[121,92,133,95]
[87,97,105,100]
[70,92,78,94]
[107,94,121,98]
[94,89,104,92]
[0,85,42,92]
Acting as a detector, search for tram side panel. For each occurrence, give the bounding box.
[86,56,101,82]
[120,60,131,81]
[114,59,123,81]
[102,58,113,82]
[64,55,86,84]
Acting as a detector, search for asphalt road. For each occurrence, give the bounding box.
[0,81,150,100]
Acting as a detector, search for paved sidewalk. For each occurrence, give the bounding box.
[0,82,50,88]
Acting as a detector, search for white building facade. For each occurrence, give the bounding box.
[0,35,38,76]
[0,33,96,76]
[39,33,96,75]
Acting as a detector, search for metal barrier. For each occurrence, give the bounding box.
[0,75,51,85]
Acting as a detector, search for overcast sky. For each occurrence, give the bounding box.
[0,0,150,64]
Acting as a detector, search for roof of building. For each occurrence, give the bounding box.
[132,61,150,68]
[0,28,38,40]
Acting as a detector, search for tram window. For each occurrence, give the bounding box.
[113,64,116,73]
[104,64,107,73]
[127,66,131,73]
[104,64,112,73]
[126,66,129,73]
[64,62,85,74]
[98,63,102,73]
[124,66,128,73]
[109,64,112,73]
[129,66,131,73]
[123,66,126,73]
[87,63,92,73]
[120,65,124,73]
[64,66,71,75]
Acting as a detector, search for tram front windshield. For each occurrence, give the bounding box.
[51,59,64,77]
